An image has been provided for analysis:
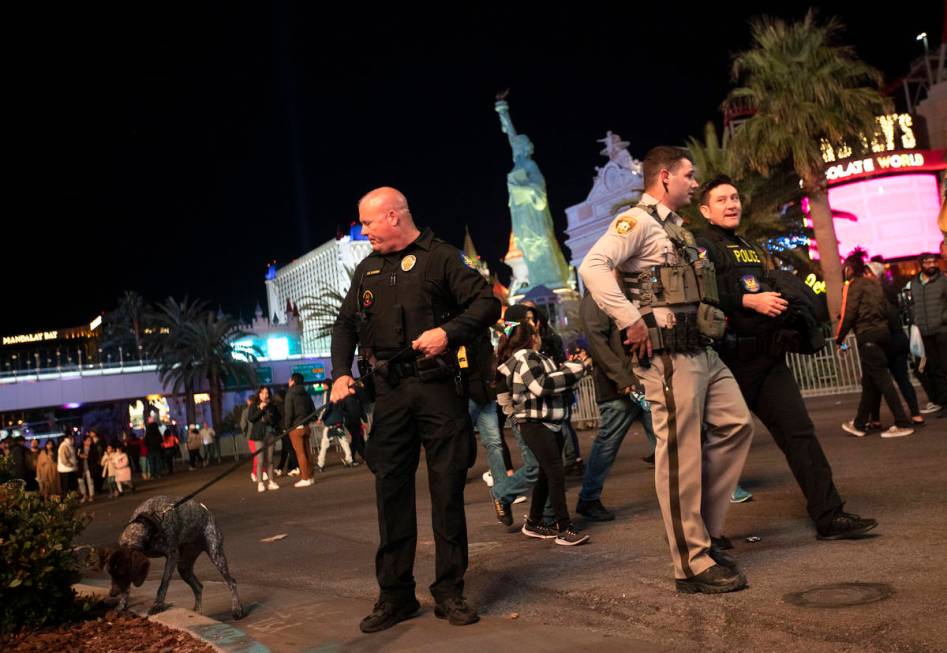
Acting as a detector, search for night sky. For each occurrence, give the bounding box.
[6,2,943,334]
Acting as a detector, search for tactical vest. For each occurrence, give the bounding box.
[619,203,720,311]
[613,204,726,347]
[354,239,458,360]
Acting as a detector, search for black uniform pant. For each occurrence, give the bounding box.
[366,373,475,604]
[725,353,843,531]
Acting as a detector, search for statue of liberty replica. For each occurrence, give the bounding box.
[495,92,574,301]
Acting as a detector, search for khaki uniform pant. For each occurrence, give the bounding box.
[637,348,754,579]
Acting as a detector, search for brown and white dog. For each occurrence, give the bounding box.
[99,495,244,619]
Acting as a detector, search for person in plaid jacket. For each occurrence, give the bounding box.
[496,320,592,546]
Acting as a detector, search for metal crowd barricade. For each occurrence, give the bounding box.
[572,376,601,429]
[784,334,862,398]
[570,334,865,429]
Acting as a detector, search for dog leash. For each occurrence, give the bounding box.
[171,408,321,510]
[349,344,416,390]
[169,345,418,511]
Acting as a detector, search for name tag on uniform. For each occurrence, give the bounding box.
[365,269,381,276]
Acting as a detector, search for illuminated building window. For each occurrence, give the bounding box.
[267,337,290,360]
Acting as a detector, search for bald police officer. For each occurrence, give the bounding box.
[331,187,501,632]
[579,147,753,594]
[695,176,878,541]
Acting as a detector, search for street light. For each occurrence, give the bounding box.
[917,32,929,53]
[98,348,103,369]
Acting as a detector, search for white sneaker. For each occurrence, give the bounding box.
[294,478,314,488]
[267,480,280,490]
[257,482,266,493]
[880,426,913,438]
[841,421,866,437]
[274,468,283,477]
[513,495,528,504]
[482,471,494,488]
[251,472,257,483]
[262,472,269,481]
[288,468,300,476]
[920,402,942,414]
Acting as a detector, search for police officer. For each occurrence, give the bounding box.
[579,147,753,594]
[331,187,501,633]
[695,175,878,540]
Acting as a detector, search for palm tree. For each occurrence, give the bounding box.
[102,290,152,360]
[148,297,207,426]
[148,298,257,427]
[296,263,356,346]
[682,122,812,271]
[178,311,258,429]
[727,11,888,321]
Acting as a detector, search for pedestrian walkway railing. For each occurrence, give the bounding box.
[571,334,864,429]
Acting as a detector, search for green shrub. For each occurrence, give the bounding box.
[0,485,91,634]
[0,455,14,483]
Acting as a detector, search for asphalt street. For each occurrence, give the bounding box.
[78,394,947,652]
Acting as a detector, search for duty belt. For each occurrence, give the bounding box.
[645,311,708,354]
[379,353,455,383]
[720,333,782,360]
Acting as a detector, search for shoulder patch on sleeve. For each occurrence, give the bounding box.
[460,251,477,269]
[611,212,637,236]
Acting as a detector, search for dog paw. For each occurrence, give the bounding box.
[147,602,171,615]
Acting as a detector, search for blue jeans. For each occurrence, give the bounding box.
[469,400,539,505]
[578,397,656,503]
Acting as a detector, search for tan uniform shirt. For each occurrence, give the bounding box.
[579,193,691,330]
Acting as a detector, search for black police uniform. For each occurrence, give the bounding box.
[696,225,844,532]
[331,227,500,605]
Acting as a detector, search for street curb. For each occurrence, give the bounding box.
[74,582,271,653]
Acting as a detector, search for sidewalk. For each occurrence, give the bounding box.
[78,578,667,653]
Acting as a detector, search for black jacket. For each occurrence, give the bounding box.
[248,401,281,441]
[908,269,947,336]
[10,442,29,480]
[698,225,825,355]
[331,227,501,377]
[836,276,889,343]
[283,384,317,430]
[144,423,163,451]
[579,293,638,404]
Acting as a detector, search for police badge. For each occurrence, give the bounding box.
[401,255,417,272]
